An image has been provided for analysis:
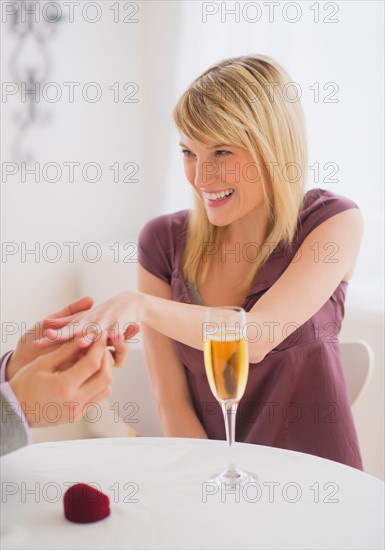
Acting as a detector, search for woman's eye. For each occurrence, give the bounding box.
[180,149,195,157]
[179,149,231,157]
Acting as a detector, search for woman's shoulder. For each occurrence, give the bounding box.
[138,209,190,242]
[141,210,191,233]
[298,188,359,235]
[137,210,191,282]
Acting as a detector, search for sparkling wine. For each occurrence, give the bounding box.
[204,334,249,402]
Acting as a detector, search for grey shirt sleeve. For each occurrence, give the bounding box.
[0,352,29,456]
[1,388,28,456]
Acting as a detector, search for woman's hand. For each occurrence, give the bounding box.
[34,291,142,350]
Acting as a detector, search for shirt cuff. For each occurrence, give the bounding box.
[0,382,32,444]
[0,351,14,384]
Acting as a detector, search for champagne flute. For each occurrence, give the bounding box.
[203,306,257,487]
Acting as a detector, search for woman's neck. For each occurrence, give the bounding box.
[222,207,270,249]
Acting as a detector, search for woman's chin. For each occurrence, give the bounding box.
[207,214,231,227]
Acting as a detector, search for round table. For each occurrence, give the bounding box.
[1,437,383,549]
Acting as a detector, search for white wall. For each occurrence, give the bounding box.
[1,1,182,343]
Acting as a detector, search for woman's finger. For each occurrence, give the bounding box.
[124,323,140,341]
[47,296,94,320]
[42,316,73,329]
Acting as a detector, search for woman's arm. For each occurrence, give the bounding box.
[245,207,363,357]
[138,266,208,439]
[42,209,363,363]
[137,209,363,361]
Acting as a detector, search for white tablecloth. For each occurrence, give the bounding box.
[1,437,383,549]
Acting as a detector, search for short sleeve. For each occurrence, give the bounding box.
[138,215,174,284]
[299,188,359,237]
[138,210,190,285]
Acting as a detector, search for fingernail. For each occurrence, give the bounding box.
[77,338,92,348]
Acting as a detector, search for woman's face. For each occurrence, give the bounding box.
[179,133,267,230]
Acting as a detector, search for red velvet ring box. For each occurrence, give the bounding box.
[64,483,110,523]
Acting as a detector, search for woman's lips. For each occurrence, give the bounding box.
[203,190,235,207]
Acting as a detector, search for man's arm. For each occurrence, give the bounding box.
[0,388,28,456]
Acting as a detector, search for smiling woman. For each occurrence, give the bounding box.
[41,54,364,470]
[173,55,307,297]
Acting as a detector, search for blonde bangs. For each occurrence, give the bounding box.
[173,81,250,150]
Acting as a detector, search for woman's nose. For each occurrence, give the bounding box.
[194,160,219,189]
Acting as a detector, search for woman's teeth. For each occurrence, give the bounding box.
[204,188,234,201]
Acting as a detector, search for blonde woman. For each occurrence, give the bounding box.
[41,55,363,469]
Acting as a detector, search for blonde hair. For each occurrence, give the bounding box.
[173,54,308,294]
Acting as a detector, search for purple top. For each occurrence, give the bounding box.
[138,189,363,469]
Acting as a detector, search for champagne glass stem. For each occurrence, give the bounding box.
[221,401,238,473]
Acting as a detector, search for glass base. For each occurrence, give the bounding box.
[208,468,258,489]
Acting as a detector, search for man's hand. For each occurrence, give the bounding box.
[5,296,94,381]
[106,325,140,368]
[9,334,114,427]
